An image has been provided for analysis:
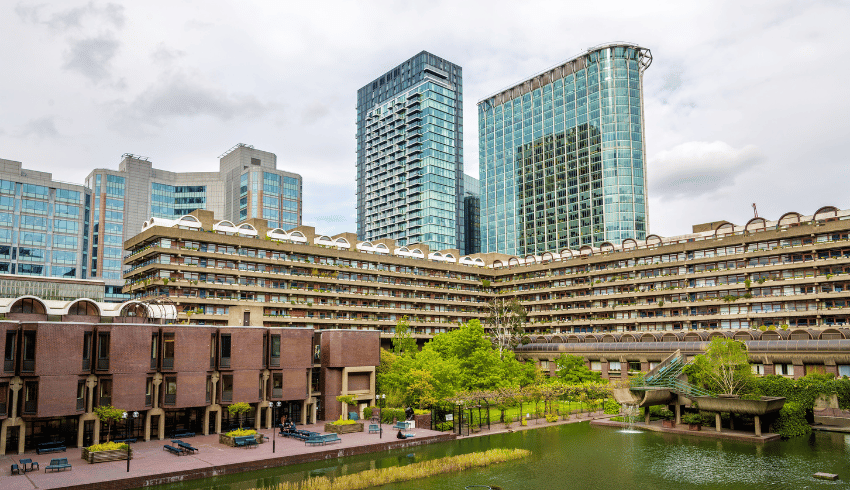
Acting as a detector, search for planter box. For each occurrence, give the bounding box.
[692,396,785,415]
[661,420,676,429]
[325,422,363,434]
[81,447,132,464]
[688,424,702,431]
[219,433,263,446]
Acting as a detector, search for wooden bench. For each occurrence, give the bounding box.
[368,424,381,434]
[171,431,195,438]
[113,438,137,444]
[36,442,67,455]
[163,444,184,456]
[233,436,258,448]
[45,458,72,472]
[11,463,22,475]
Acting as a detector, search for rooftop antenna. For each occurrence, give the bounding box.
[752,203,759,218]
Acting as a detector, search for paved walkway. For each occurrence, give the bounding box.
[0,422,450,490]
[590,417,782,442]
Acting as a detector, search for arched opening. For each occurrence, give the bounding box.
[11,297,46,314]
[813,205,839,221]
[120,302,148,318]
[600,242,615,253]
[744,217,767,233]
[714,222,735,237]
[777,212,801,227]
[579,245,593,257]
[646,234,663,247]
[622,238,638,251]
[68,300,100,316]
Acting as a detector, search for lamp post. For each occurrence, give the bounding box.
[123,411,138,473]
[375,394,385,438]
[268,401,275,453]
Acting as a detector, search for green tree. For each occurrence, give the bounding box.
[93,405,125,442]
[485,297,527,359]
[554,354,602,384]
[227,402,253,428]
[391,316,418,356]
[686,338,753,395]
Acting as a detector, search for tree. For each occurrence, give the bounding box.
[336,395,356,419]
[227,402,253,428]
[93,405,125,442]
[391,316,418,356]
[485,297,527,359]
[686,338,754,395]
[554,354,602,384]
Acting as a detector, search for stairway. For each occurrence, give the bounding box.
[632,350,714,399]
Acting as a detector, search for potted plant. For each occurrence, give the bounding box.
[681,413,702,431]
[659,408,676,428]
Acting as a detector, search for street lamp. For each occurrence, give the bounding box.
[268,401,275,453]
[375,394,386,438]
[123,411,138,472]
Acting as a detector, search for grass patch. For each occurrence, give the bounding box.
[265,448,530,490]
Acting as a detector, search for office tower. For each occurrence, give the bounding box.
[356,51,465,253]
[86,144,301,300]
[0,159,91,280]
[478,43,652,255]
[463,174,481,255]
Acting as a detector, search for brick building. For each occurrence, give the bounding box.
[0,296,377,455]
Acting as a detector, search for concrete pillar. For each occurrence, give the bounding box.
[254,405,262,430]
[644,406,650,424]
[158,413,165,439]
[16,422,25,455]
[674,404,681,425]
[215,408,222,434]
[754,415,762,436]
[265,405,272,429]
[301,399,309,424]
[715,413,722,432]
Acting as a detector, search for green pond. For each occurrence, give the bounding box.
[142,423,849,490]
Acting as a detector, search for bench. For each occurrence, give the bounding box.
[11,464,22,475]
[171,431,195,438]
[392,422,407,431]
[163,444,184,456]
[305,433,341,446]
[233,436,258,448]
[36,442,67,455]
[45,458,72,472]
[368,424,381,434]
[173,440,198,454]
[113,438,137,444]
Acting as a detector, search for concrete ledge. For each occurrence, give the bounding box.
[590,418,781,443]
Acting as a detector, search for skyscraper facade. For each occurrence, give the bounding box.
[356,51,465,253]
[0,159,90,281]
[478,43,651,256]
[463,174,481,255]
[85,144,301,300]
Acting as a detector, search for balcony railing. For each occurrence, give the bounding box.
[97,358,109,371]
[23,400,36,414]
[76,397,85,411]
[4,359,14,372]
[221,390,233,403]
[164,393,176,406]
[22,359,35,373]
[162,358,174,370]
[220,357,231,369]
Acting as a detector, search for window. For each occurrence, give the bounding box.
[22,331,35,372]
[4,331,15,372]
[221,374,233,402]
[220,334,231,368]
[206,376,212,404]
[150,333,158,370]
[164,377,176,405]
[272,373,283,398]
[97,332,110,370]
[608,361,621,372]
[775,363,794,376]
[145,378,153,407]
[163,333,175,370]
[590,361,602,371]
[209,333,216,369]
[98,379,112,406]
[23,381,37,414]
[77,380,86,411]
[270,335,280,367]
[82,332,92,371]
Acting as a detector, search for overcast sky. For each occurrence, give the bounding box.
[2,0,849,239]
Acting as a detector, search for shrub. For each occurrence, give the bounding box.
[87,441,129,452]
[545,413,558,423]
[363,406,373,420]
[521,417,528,426]
[380,408,406,424]
[774,401,811,438]
[681,413,702,425]
[658,408,675,421]
[225,428,257,437]
[603,399,621,415]
[435,421,453,431]
[332,418,357,426]
[504,414,513,427]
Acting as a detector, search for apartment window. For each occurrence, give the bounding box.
[0,382,8,415]
[3,331,15,372]
[209,333,216,369]
[76,380,86,411]
[272,373,283,398]
[164,376,176,406]
[22,331,35,372]
[206,376,212,404]
[220,334,231,368]
[163,333,175,370]
[775,364,795,376]
[96,332,110,370]
[270,334,280,367]
[150,333,158,370]
[751,364,765,375]
[590,361,602,371]
[608,361,622,372]
[628,361,641,372]
[145,377,153,407]
[23,381,37,414]
[311,367,320,393]
[221,374,233,403]
[82,332,92,371]
[259,373,264,399]
[98,379,112,406]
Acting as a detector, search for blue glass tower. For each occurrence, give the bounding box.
[356,51,465,253]
[478,43,651,255]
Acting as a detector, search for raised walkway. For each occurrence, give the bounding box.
[0,423,453,490]
[590,418,782,442]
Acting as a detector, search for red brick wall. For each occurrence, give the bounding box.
[348,372,370,391]
[321,331,380,368]
[37,375,80,417]
[110,324,157,374]
[34,323,91,376]
[220,328,263,370]
[112,373,149,411]
[174,327,216,372]
[232,370,260,404]
[280,369,307,400]
[278,329,312,368]
[322,368,342,420]
[175,372,207,408]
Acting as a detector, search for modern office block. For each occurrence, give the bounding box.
[0,159,90,280]
[464,174,481,255]
[356,51,465,253]
[86,144,301,301]
[478,43,652,255]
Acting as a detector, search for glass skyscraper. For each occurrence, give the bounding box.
[463,174,480,255]
[356,51,465,253]
[478,43,652,255]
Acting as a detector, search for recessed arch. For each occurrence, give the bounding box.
[492,259,505,269]
[778,212,801,226]
[560,249,575,259]
[640,333,661,342]
[622,238,638,251]
[600,242,615,253]
[215,220,236,228]
[541,252,555,263]
[714,222,735,237]
[289,231,306,238]
[620,333,639,342]
[683,331,708,342]
[814,205,839,221]
[119,301,149,318]
[789,328,815,340]
[579,245,593,257]
[10,296,47,314]
[335,237,350,245]
[818,328,847,340]
[524,254,537,264]
[508,257,520,266]
[177,215,199,223]
[733,330,760,341]
[661,332,683,342]
[444,253,454,259]
[744,217,767,233]
[68,299,100,316]
[645,234,663,247]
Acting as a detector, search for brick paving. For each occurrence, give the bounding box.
[0,422,452,490]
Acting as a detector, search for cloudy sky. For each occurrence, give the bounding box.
[2,0,849,239]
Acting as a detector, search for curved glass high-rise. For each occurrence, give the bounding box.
[478,43,651,255]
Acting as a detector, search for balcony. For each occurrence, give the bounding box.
[162,357,174,371]
[221,390,233,403]
[220,357,231,369]
[23,400,37,414]
[97,358,109,371]
[22,359,34,373]
[164,393,176,406]
[4,359,13,372]
[76,397,85,411]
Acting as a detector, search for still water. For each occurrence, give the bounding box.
[143,423,849,490]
